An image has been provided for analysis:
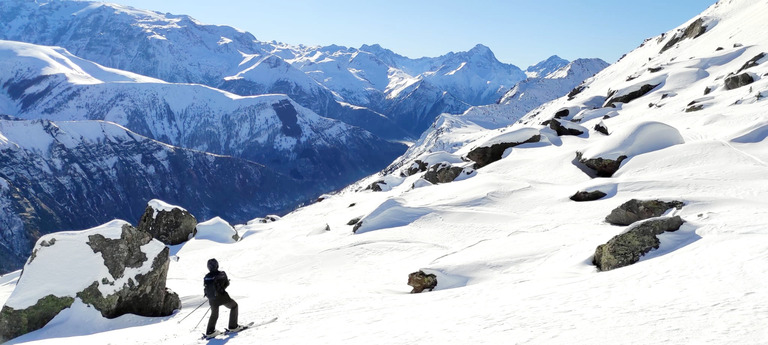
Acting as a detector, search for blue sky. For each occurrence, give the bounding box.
[107,0,717,67]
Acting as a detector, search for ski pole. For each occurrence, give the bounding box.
[177,300,208,324]
[193,307,211,331]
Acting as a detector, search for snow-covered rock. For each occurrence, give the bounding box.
[195,217,239,243]
[137,200,197,245]
[0,220,179,342]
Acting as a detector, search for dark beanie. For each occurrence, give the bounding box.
[207,258,219,272]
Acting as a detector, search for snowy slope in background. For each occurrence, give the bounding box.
[0,40,405,187]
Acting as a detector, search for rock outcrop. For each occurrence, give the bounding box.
[408,271,438,293]
[724,72,755,90]
[604,83,660,108]
[136,200,197,245]
[401,160,429,177]
[605,199,685,226]
[422,163,471,184]
[576,152,627,178]
[467,134,541,169]
[549,119,585,136]
[570,190,607,202]
[593,216,685,271]
[660,17,708,53]
[0,221,180,342]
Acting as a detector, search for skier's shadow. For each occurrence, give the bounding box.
[204,332,241,344]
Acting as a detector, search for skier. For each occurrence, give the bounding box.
[203,258,244,338]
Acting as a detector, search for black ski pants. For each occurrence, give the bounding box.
[206,293,238,334]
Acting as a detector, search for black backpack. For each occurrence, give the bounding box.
[203,271,228,298]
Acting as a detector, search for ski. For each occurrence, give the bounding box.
[201,329,224,340]
[225,317,278,334]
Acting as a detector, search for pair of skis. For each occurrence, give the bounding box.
[201,317,277,340]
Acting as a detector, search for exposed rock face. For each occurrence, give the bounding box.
[467,135,541,169]
[136,201,198,245]
[0,221,180,342]
[724,73,755,90]
[577,152,627,178]
[549,119,584,136]
[737,53,766,73]
[660,17,708,53]
[81,224,180,318]
[570,190,607,202]
[567,84,586,100]
[402,160,428,177]
[604,83,660,108]
[593,216,685,271]
[365,180,387,192]
[408,271,438,293]
[594,122,609,136]
[0,295,75,342]
[347,217,362,226]
[605,199,685,226]
[422,163,470,184]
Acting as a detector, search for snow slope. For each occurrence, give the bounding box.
[4,0,768,344]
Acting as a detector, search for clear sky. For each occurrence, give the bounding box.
[105,0,717,67]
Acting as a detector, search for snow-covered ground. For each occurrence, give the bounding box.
[3,0,768,344]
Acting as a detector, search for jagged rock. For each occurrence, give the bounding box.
[136,200,197,245]
[365,180,387,192]
[594,122,610,135]
[567,84,586,100]
[347,217,362,226]
[724,73,755,90]
[0,221,179,342]
[407,271,438,293]
[554,108,570,119]
[570,190,607,202]
[605,199,685,226]
[352,221,364,233]
[467,134,541,169]
[604,83,660,108]
[648,67,663,73]
[736,52,766,73]
[402,160,429,177]
[422,163,470,184]
[660,17,708,53]
[549,119,584,136]
[576,152,627,178]
[593,216,685,271]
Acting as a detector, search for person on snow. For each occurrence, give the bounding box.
[204,258,244,336]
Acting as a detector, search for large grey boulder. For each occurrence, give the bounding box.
[724,73,755,90]
[137,200,197,245]
[605,199,685,226]
[0,220,180,342]
[593,216,685,271]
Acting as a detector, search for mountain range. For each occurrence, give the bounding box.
[0,0,606,274]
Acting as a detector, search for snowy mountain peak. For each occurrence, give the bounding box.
[526,55,570,78]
